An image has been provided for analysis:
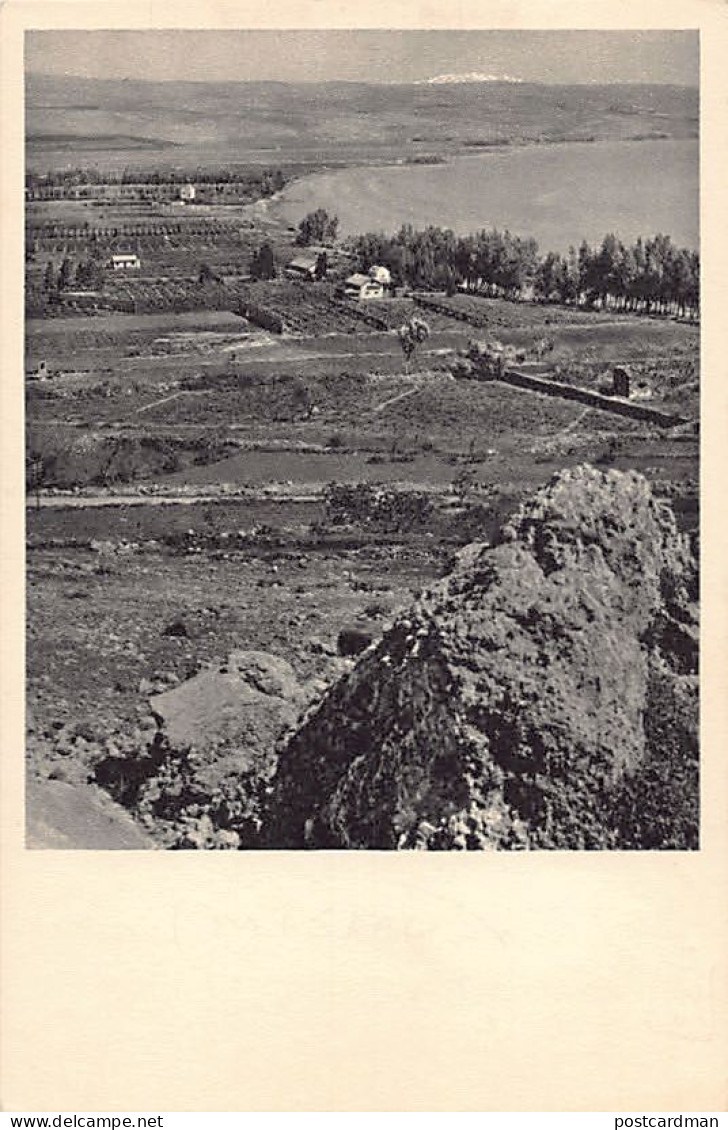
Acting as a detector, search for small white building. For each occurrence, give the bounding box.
[110,253,141,271]
[368,264,391,288]
[343,273,384,300]
[179,183,196,203]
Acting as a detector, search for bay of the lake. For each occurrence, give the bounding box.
[275,138,698,252]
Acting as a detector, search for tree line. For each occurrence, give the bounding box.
[27,221,235,239]
[351,225,699,317]
[37,256,103,297]
[26,167,289,191]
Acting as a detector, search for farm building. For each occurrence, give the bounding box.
[343,273,385,300]
[179,183,196,203]
[110,253,141,271]
[285,255,319,281]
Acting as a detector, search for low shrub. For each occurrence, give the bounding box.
[323,481,434,533]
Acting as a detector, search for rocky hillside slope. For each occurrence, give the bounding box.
[265,465,698,850]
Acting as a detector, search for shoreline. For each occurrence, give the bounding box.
[25,128,695,177]
[268,135,699,251]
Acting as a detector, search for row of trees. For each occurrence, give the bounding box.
[41,256,103,294]
[534,234,699,316]
[351,225,699,317]
[351,225,538,297]
[29,222,234,239]
[26,167,288,191]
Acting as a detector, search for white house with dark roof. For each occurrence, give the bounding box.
[343,273,384,300]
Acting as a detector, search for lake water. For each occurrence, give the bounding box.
[275,139,699,253]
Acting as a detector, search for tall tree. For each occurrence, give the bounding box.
[57,257,72,292]
[315,251,328,280]
[43,261,56,293]
[250,243,276,280]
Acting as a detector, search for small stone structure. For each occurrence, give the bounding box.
[459,346,684,427]
[613,366,631,398]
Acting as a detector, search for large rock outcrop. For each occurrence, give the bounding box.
[265,466,698,850]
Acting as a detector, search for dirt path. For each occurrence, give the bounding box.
[229,346,455,366]
[31,477,457,510]
[558,407,591,435]
[30,490,317,509]
[133,390,194,415]
[372,386,419,415]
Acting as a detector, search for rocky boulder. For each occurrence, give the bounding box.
[265,466,698,850]
[149,650,307,762]
[26,777,155,850]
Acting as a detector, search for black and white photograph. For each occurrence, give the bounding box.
[23,27,700,852]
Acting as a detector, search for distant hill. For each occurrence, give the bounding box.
[25,73,699,171]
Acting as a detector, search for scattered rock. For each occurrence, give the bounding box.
[163,619,189,638]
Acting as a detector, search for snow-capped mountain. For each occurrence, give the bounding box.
[418,72,525,85]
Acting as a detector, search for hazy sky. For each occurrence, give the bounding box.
[26,30,698,86]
